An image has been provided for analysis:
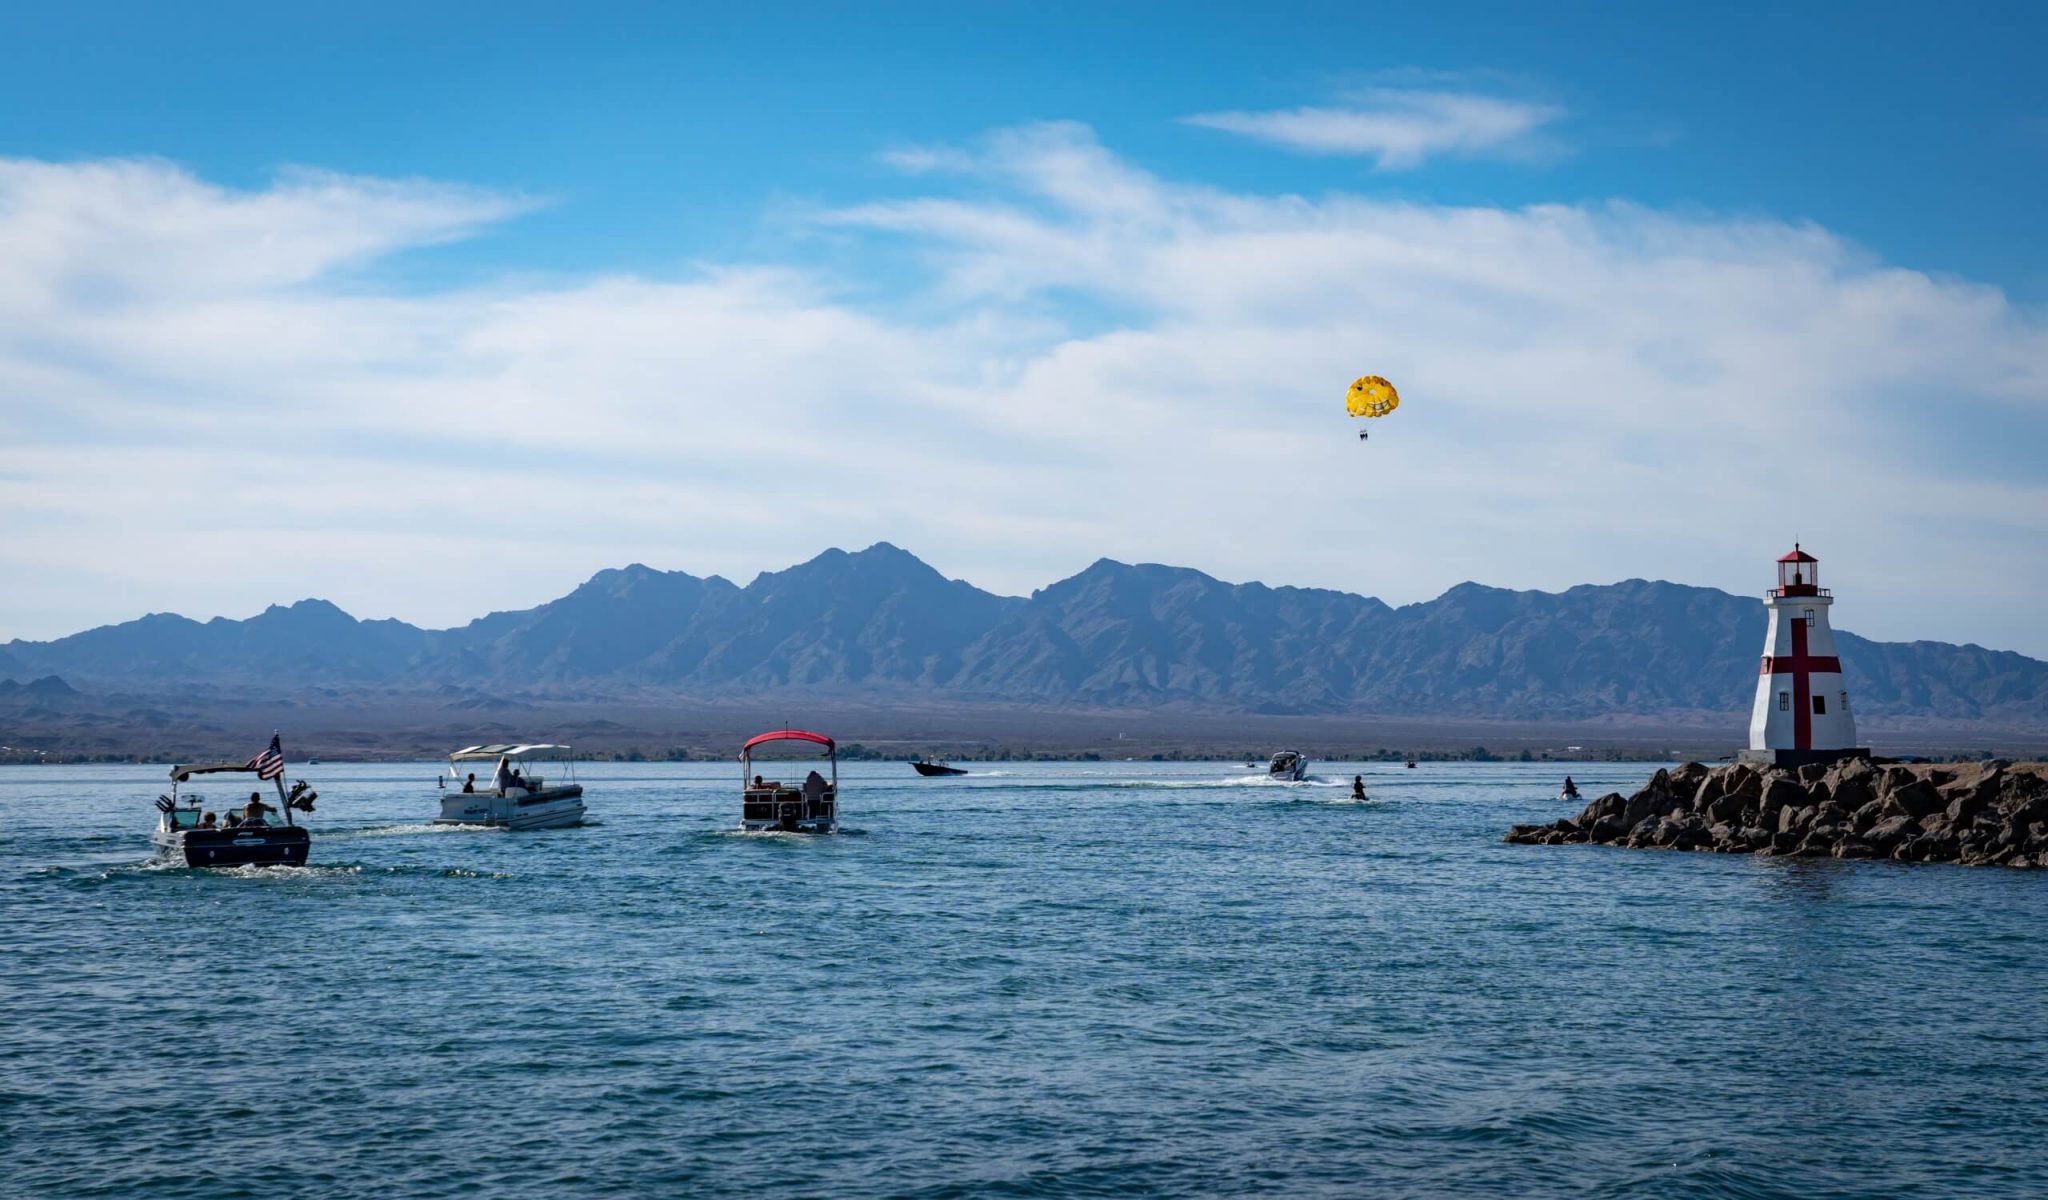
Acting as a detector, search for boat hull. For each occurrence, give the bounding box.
[911,762,968,777]
[153,826,311,868]
[434,785,586,830]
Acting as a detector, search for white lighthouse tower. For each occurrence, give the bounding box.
[1743,544,1868,768]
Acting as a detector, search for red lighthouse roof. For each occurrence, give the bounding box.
[1777,543,1818,564]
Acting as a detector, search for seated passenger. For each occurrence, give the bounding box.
[508,768,527,792]
[752,774,766,790]
[198,811,219,830]
[803,769,829,802]
[238,794,270,827]
[462,773,477,794]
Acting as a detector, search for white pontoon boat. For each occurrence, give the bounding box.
[437,743,585,830]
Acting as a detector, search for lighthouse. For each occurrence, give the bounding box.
[1742,545,1869,768]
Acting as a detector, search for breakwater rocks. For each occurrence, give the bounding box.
[1506,759,2048,867]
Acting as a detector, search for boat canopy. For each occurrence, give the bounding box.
[169,762,261,782]
[742,730,835,754]
[449,743,571,762]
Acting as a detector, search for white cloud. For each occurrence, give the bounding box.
[1184,88,1564,169]
[1,132,2045,660]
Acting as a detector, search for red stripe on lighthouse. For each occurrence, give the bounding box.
[1757,618,1840,750]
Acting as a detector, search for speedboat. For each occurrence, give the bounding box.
[151,736,317,867]
[910,756,968,777]
[1268,750,1308,781]
[742,729,840,833]
[436,742,585,830]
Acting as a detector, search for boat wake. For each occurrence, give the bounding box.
[330,823,510,839]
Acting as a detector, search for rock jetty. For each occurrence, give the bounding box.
[1506,759,2048,868]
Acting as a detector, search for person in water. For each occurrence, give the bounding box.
[1352,775,1367,800]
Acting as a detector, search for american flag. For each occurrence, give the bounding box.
[246,733,285,781]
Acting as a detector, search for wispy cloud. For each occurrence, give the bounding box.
[1,130,2045,657]
[1183,88,1564,169]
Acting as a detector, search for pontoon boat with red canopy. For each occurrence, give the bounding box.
[740,729,840,833]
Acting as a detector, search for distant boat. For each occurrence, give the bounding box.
[1406,756,1417,769]
[911,756,968,777]
[1267,750,1308,781]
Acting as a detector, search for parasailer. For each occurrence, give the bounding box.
[1346,375,1399,440]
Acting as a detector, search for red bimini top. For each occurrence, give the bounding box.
[1778,544,1818,563]
[741,729,835,754]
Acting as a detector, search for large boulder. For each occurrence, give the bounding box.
[1889,779,1945,821]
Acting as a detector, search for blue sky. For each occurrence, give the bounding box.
[1,2,2044,656]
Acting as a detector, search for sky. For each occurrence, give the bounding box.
[2,1,2045,656]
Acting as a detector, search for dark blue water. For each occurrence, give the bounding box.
[3,760,2044,1198]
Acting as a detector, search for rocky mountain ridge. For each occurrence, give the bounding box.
[7,543,2047,721]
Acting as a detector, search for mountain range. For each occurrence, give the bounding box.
[6,543,2046,723]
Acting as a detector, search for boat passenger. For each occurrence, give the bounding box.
[491,756,514,794]
[198,811,218,830]
[238,795,270,827]
[508,768,527,792]
[1352,775,1366,800]
[462,773,477,794]
[803,769,829,806]
[752,774,766,790]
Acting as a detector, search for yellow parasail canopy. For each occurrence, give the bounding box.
[1345,375,1400,419]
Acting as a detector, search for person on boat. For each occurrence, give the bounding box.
[803,769,829,809]
[752,774,766,790]
[238,795,270,827]
[198,811,219,830]
[1352,775,1367,800]
[462,773,477,794]
[508,767,528,792]
[491,756,515,795]
[1561,775,1580,800]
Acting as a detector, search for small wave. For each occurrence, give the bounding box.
[331,823,509,839]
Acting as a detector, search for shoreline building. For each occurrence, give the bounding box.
[1742,545,1870,768]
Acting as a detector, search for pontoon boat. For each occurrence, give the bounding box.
[437,743,585,830]
[742,730,840,833]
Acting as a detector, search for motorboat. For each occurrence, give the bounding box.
[151,736,317,867]
[742,729,840,833]
[437,742,585,830]
[1268,750,1308,781]
[910,756,968,777]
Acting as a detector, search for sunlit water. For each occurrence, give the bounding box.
[2,760,2044,1198]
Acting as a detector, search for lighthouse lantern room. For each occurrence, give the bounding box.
[1742,544,1870,769]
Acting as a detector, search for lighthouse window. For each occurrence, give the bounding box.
[1779,692,1790,712]
[1804,608,1815,626]
[1812,695,1827,716]
[1841,691,1850,714]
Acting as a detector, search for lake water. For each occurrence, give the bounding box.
[3,759,2044,1198]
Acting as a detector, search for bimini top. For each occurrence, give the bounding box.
[169,762,262,782]
[449,743,570,762]
[741,729,835,754]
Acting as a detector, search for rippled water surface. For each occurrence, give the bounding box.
[3,760,2045,1198]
